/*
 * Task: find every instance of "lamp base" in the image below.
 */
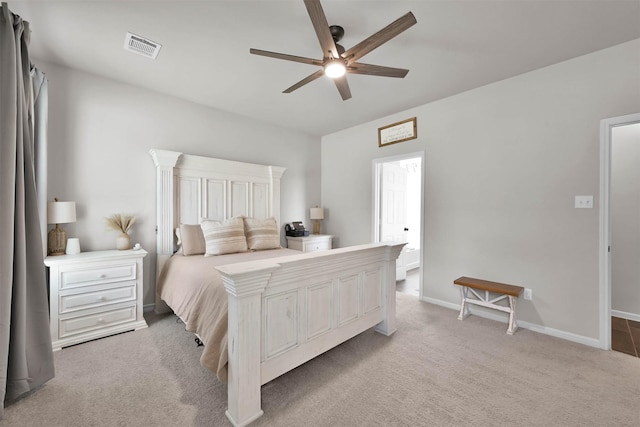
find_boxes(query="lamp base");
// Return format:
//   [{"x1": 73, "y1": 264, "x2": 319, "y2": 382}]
[
  {"x1": 48, "y1": 224, "x2": 67, "y2": 256},
  {"x1": 313, "y1": 220, "x2": 321, "y2": 235}
]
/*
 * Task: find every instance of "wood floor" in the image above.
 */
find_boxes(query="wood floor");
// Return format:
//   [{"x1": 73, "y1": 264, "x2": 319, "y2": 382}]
[{"x1": 611, "y1": 316, "x2": 640, "y2": 358}]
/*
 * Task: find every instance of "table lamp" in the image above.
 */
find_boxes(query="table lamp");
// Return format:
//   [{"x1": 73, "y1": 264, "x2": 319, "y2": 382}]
[
  {"x1": 47, "y1": 198, "x2": 76, "y2": 256},
  {"x1": 310, "y1": 206, "x2": 324, "y2": 235}
]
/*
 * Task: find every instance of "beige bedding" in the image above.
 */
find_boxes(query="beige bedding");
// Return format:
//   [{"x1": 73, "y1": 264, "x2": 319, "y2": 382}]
[{"x1": 156, "y1": 248, "x2": 299, "y2": 381}]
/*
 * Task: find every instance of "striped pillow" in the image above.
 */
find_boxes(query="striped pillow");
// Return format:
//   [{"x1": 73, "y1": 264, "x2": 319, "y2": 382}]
[
  {"x1": 201, "y1": 217, "x2": 247, "y2": 256},
  {"x1": 244, "y1": 217, "x2": 281, "y2": 251}
]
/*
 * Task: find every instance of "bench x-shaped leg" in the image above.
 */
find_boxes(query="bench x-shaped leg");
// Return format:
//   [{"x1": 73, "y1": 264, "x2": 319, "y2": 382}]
[
  {"x1": 507, "y1": 296, "x2": 518, "y2": 335},
  {"x1": 457, "y1": 286, "x2": 519, "y2": 335},
  {"x1": 458, "y1": 287, "x2": 470, "y2": 320}
]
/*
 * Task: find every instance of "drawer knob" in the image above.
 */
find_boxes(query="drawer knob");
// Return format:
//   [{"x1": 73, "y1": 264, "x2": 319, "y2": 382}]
[
  {"x1": 97, "y1": 318, "x2": 104, "y2": 324},
  {"x1": 98, "y1": 296, "x2": 108, "y2": 302},
  {"x1": 99, "y1": 274, "x2": 107, "y2": 279}
]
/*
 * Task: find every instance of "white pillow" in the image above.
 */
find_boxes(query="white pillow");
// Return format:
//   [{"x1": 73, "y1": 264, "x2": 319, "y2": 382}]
[
  {"x1": 201, "y1": 217, "x2": 247, "y2": 256},
  {"x1": 243, "y1": 217, "x2": 280, "y2": 251}
]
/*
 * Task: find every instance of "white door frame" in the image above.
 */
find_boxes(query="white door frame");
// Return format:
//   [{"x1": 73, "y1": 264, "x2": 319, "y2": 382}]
[
  {"x1": 599, "y1": 113, "x2": 640, "y2": 349},
  {"x1": 372, "y1": 151, "x2": 425, "y2": 288}
]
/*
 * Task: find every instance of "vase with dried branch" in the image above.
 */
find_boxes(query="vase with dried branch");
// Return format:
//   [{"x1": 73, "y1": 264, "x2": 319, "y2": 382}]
[{"x1": 106, "y1": 214, "x2": 136, "y2": 250}]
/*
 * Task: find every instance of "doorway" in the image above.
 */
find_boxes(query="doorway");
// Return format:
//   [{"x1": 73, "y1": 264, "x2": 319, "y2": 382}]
[
  {"x1": 372, "y1": 152, "x2": 424, "y2": 295},
  {"x1": 599, "y1": 113, "x2": 640, "y2": 351}
]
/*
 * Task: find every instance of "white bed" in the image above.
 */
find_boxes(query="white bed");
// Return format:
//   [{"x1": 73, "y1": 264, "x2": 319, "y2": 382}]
[{"x1": 149, "y1": 149, "x2": 404, "y2": 426}]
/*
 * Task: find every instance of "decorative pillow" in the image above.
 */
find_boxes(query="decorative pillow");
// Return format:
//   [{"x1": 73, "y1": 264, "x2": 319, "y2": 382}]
[
  {"x1": 174, "y1": 227, "x2": 183, "y2": 254},
  {"x1": 179, "y1": 223, "x2": 206, "y2": 256},
  {"x1": 243, "y1": 217, "x2": 281, "y2": 251},
  {"x1": 201, "y1": 217, "x2": 247, "y2": 256}
]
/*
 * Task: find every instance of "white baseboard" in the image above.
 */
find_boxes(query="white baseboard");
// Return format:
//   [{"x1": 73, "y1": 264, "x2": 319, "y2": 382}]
[
  {"x1": 420, "y1": 296, "x2": 601, "y2": 349},
  {"x1": 143, "y1": 303, "x2": 156, "y2": 313},
  {"x1": 611, "y1": 309, "x2": 640, "y2": 323},
  {"x1": 421, "y1": 296, "x2": 458, "y2": 311},
  {"x1": 406, "y1": 261, "x2": 420, "y2": 271}
]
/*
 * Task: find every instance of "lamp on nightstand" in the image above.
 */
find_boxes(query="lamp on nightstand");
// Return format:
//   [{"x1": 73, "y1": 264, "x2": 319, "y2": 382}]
[
  {"x1": 310, "y1": 206, "x2": 324, "y2": 235},
  {"x1": 47, "y1": 198, "x2": 76, "y2": 256}
]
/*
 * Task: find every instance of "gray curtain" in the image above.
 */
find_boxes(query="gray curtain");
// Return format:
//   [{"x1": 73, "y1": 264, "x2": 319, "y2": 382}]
[{"x1": 0, "y1": 2, "x2": 54, "y2": 418}]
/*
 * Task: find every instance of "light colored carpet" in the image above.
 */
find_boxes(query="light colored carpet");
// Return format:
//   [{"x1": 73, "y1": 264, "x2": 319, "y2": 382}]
[{"x1": 2, "y1": 293, "x2": 639, "y2": 427}]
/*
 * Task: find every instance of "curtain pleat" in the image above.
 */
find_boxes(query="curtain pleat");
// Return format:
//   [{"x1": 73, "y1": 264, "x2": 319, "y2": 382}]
[
  {"x1": 0, "y1": 2, "x2": 54, "y2": 418},
  {"x1": 32, "y1": 67, "x2": 48, "y2": 258}
]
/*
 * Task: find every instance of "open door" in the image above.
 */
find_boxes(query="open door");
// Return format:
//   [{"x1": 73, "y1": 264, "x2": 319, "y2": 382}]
[{"x1": 381, "y1": 162, "x2": 409, "y2": 280}]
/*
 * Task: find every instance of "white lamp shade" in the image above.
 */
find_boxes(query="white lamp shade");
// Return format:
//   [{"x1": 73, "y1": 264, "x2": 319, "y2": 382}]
[
  {"x1": 47, "y1": 201, "x2": 76, "y2": 224},
  {"x1": 310, "y1": 207, "x2": 324, "y2": 220}
]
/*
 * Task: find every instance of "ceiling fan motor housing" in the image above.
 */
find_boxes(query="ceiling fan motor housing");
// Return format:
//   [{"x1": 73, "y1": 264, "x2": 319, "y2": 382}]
[
  {"x1": 330, "y1": 25, "x2": 346, "y2": 56},
  {"x1": 330, "y1": 25, "x2": 344, "y2": 42}
]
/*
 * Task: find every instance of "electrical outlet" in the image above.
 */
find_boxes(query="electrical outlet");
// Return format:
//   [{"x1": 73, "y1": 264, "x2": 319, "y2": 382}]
[
  {"x1": 524, "y1": 288, "x2": 533, "y2": 301},
  {"x1": 575, "y1": 195, "x2": 593, "y2": 209}
]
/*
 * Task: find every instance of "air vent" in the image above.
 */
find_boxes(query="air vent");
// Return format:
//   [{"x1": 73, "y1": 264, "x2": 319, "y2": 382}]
[{"x1": 124, "y1": 32, "x2": 161, "y2": 59}]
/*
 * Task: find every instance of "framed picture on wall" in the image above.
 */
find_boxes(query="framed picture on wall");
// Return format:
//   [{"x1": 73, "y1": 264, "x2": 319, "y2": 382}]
[{"x1": 378, "y1": 117, "x2": 417, "y2": 147}]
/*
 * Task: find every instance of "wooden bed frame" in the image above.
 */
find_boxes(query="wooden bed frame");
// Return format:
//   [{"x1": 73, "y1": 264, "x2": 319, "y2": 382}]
[{"x1": 149, "y1": 149, "x2": 404, "y2": 426}]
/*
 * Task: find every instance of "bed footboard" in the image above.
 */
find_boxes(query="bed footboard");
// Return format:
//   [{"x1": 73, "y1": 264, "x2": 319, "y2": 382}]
[{"x1": 217, "y1": 242, "x2": 405, "y2": 427}]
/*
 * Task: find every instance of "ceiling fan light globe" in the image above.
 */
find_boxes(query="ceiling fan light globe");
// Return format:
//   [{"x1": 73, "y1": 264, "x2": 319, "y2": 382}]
[{"x1": 325, "y1": 61, "x2": 346, "y2": 78}]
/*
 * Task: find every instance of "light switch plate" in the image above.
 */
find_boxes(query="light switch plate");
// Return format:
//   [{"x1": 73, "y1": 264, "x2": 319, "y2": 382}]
[{"x1": 575, "y1": 195, "x2": 593, "y2": 209}]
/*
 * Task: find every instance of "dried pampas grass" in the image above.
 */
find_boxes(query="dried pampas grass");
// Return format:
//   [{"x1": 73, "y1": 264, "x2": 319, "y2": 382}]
[{"x1": 105, "y1": 214, "x2": 136, "y2": 234}]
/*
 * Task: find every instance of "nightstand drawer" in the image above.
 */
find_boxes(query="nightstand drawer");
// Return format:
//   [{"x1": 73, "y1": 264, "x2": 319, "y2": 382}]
[
  {"x1": 60, "y1": 262, "x2": 136, "y2": 290},
  {"x1": 60, "y1": 283, "x2": 136, "y2": 314},
  {"x1": 305, "y1": 241, "x2": 331, "y2": 252},
  {"x1": 286, "y1": 235, "x2": 333, "y2": 253},
  {"x1": 59, "y1": 304, "x2": 137, "y2": 338}
]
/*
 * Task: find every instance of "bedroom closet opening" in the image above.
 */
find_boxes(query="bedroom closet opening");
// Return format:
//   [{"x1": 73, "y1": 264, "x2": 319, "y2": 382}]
[{"x1": 373, "y1": 152, "x2": 424, "y2": 298}]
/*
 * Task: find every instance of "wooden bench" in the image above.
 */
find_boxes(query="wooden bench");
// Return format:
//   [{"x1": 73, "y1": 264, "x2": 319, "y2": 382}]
[{"x1": 453, "y1": 276, "x2": 524, "y2": 335}]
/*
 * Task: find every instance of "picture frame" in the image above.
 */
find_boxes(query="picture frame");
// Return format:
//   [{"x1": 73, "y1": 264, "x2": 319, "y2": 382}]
[{"x1": 378, "y1": 117, "x2": 417, "y2": 147}]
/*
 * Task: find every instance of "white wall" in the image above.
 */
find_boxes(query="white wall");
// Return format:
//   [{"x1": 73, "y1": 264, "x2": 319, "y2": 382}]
[
  {"x1": 611, "y1": 122, "x2": 640, "y2": 316},
  {"x1": 41, "y1": 61, "x2": 321, "y2": 306},
  {"x1": 321, "y1": 39, "x2": 640, "y2": 341}
]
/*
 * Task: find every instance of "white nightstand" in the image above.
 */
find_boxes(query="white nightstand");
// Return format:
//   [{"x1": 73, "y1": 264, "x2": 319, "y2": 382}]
[
  {"x1": 286, "y1": 234, "x2": 333, "y2": 252},
  {"x1": 44, "y1": 249, "x2": 148, "y2": 351}
]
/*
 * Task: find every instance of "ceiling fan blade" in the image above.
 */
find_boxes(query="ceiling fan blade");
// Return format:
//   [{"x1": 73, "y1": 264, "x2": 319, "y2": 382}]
[
  {"x1": 304, "y1": 0, "x2": 339, "y2": 59},
  {"x1": 343, "y1": 12, "x2": 417, "y2": 63},
  {"x1": 333, "y1": 75, "x2": 352, "y2": 101},
  {"x1": 250, "y1": 48, "x2": 324, "y2": 66},
  {"x1": 283, "y1": 69, "x2": 325, "y2": 93},
  {"x1": 347, "y1": 62, "x2": 409, "y2": 78}
]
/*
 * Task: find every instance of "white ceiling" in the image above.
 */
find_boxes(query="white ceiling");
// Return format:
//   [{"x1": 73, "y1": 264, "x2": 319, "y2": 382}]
[{"x1": 9, "y1": 0, "x2": 640, "y2": 136}]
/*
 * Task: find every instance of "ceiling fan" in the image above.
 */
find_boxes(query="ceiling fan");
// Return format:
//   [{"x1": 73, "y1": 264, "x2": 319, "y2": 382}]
[{"x1": 250, "y1": 0, "x2": 417, "y2": 101}]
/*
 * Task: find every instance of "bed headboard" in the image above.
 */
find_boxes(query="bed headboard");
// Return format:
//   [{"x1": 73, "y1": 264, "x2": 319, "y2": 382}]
[{"x1": 149, "y1": 149, "x2": 286, "y2": 257}]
